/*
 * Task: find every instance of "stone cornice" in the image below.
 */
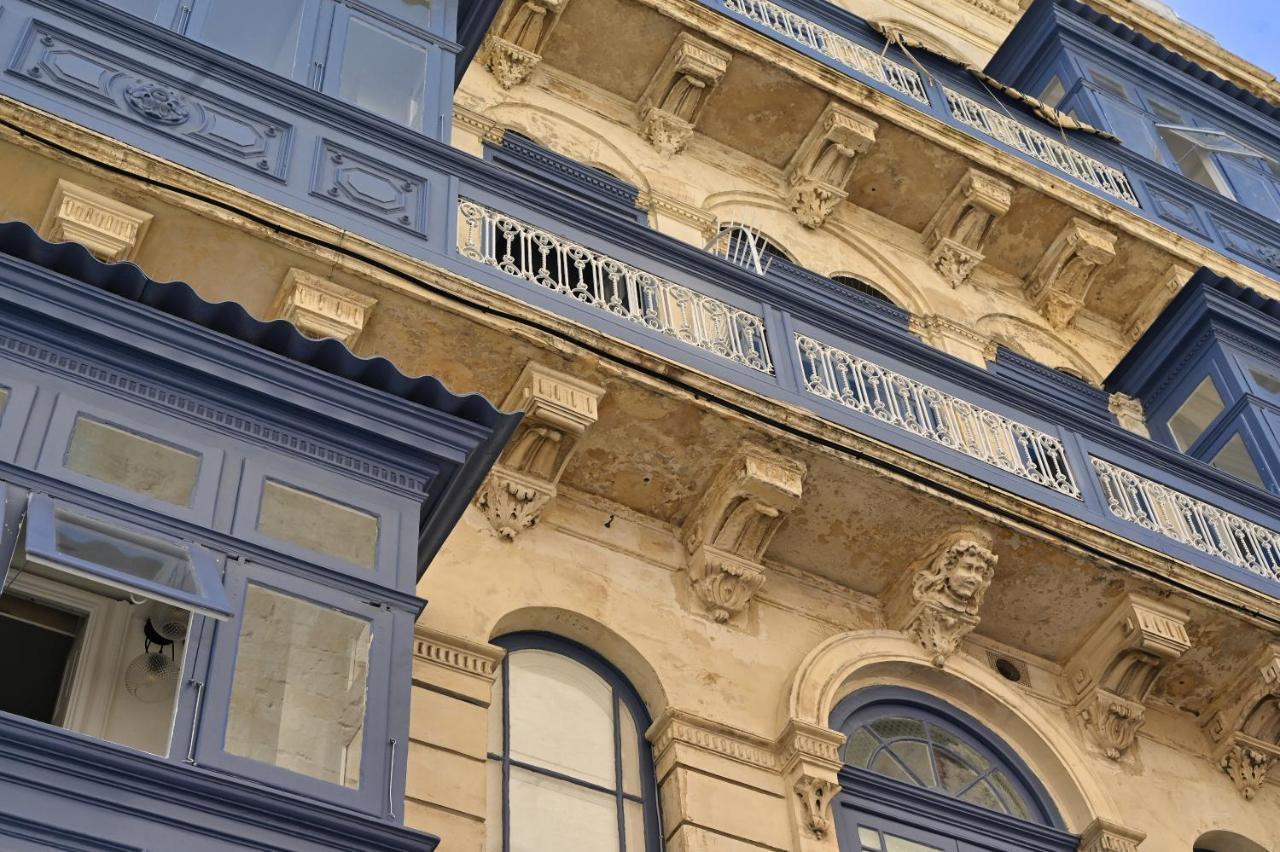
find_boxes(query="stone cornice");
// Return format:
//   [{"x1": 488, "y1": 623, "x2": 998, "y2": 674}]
[
  {"x1": 647, "y1": 709, "x2": 846, "y2": 774},
  {"x1": 412, "y1": 626, "x2": 505, "y2": 681}
]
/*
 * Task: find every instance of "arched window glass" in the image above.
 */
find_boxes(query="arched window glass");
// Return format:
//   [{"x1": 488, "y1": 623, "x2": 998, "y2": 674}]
[
  {"x1": 487, "y1": 633, "x2": 660, "y2": 852},
  {"x1": 830, "y1": 275, "x2": 898, "y2": 307},
  {"x1": 830, "y1": 688, "x2": 1076, "y2": 852},
  {"x1": 709, "y1": 224, "x2": 792, "y2": 275}
]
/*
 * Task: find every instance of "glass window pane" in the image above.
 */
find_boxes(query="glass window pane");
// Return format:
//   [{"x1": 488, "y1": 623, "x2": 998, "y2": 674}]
[
  {"x1": 509, "y1": 766, "x2": 619, "y2": 852},
  {"x1": 884, "y1": 834, "x2": 943, "y2": 852},
  {"x1": 0, "y1": 387, "x2": 8, "y2": 418},
  {"x1": 0, "y1": 594, "x2": 81, "y2": 724},
  {"x1": 1219, "y1": 156, "x2": 1280, "y2": 219},
  {"x1": 508, "y1": 649, "x2": 616, "y2": 787},
  {"x1": 367, "y1": 0, "x2": 432, "y2": 28},
  {"x1": 928, "y1": 724, "x2": 988, "y2": 772},
  {"x1": 989, "y1": 770, "x2": 1031, "y2": 820},
  {"x1": 1039, "y1": 76, "x2": 1066, "y2": 108},
  {"x1": 844, "y1": 726, "x2": 878, "y2": 767},
  {"x1": 619, "y1": 700, "x2": 642, "y2": 796},
  {"x1": 870, "y1": 750, "x2": 916, "y2": 785},
  {"x1": 1251, "y1": 366, "x2": 1280, "y2": 396},
  {"x1": 1099, "y1": 97, "x2": 1161, "y2": 160},
  {"x1": 65, "y1": 416, "x2": 200, "y2": 506},
  {"x1": 859, "y1": 826, "x2": 883, "y2": 850},
  {"x1": 624, "y1": 798, "x2": 646, "y2": 852},
  {"x1": 225, "y1": 584, "x2": 372, "y2": 787},
  {"x1": 1210, "y1": 434, "x2": 1265, "y2": 488},
  {"x1": 934, "y1": 749, "x2": 979, "y2": 794},
  {"x1": 102, "y1": 0, "x2": 163, "y2": 22},
  {"x1": 959, "y1": 778, "x2": 1007, "y2": 813},
  {"x1": 337, "y1": 17, "x2": 428, "y2": 127},
  {"x1": 1157, "y1": 126, "x2": 1227, "y2": 192},
  {"x1": 257, "y1": 480, "x2": 379, "y2": 569},
  {"x1": 1168, "y1": 377, "x2": 1225, "y2": 450},
  {"x1": 890, "y1": 740, "x2": 936, "y2": 787},
  {"x1": 870, "y1": 716, "x2": 925, "y2": 739},
  {"x1": 197, "y1": 0, "x2": 304, "y2": 76}
]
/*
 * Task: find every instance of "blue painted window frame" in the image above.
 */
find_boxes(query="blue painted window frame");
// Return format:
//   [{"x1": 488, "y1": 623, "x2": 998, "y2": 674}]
[
  {"x1": 829, "y1": 687, "x2": 1076, "y2": 852},
  {"x1": 488, "y1": 632, "x2": 663, "y2": 852},
  {"x1": 192, "y1": 558, "x2": 397, "y2": 815}
]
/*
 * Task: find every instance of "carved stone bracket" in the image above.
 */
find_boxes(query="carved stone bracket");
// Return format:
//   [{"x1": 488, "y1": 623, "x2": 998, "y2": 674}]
[
  {"x1": 887, "y1": 528, "x2": 997, "y2": 667},
  {"x1": 1124, "y1": 263, "x2": 1191, "y2": 343},
  {"x1": 482, "y1": 0, "x2": 568, "y2": 88},
  {"x1": 1065, "y1": 593, "x2": 1191, "y2": 760},
  {"x1": 793, "y1": 775, "x2": 839, "y2": 839},
  {"x1": 1025, "y1": 218, "x2": 1117, "y2": 329},
  {"x1": 923, "y1": 169, "x2": 1013, "y2": 287},
  {"x1": 1077, "y1": 817, "x2": 1146, "y2": 852},
  {"x1": 681, "y1": 443, "x2": 805, "y2": 622},
  {"x1": 784, "y1": 102, "x2": 877, "y2": 229},
  {"x1": 637, "y1": 34, "x2": 731, "y2": 157},
  {"x1": 776, "y1": 719, "x2": 845, "y2": 848},
  {"x1": 39, "y1": 179, "x2": 153, "y2": 263},
  {"x1": 1203, "y1": 645, "x2": 1280, "y2": 798},
  {"x1": 475, "y1": 363, "x2": 604, "y2": 539},
  {"x1": 269, "y1": 268, "x2": 378, "y2": 347}
]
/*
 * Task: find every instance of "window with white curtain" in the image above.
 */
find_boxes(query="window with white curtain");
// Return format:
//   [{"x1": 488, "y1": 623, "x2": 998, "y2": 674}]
[{"x1": 487, "y1": 634, "x2": 660, "y2": 852}]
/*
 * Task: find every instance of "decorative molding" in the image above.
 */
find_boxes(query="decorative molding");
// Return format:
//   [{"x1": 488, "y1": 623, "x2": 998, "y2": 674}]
[
  {"x1": 681, "y1": 443, "x2": 806, "y2": 622},
  {"x1": 641, "y1": 192, "x2": 718, "y2": 239},
  {"x1": 1077, "y1": 817, "x2": 1146, "y2": 852},
  {"x1": 1203, "y1": 645, "x2": 1280, "y2": 798},
  {"x1": 453, "y1": 106, "x2": 506, "y2": 145},
  {"x1": 412, "y1": 626, "x2": 504, "y2": 682},
  {"x1": 888, "y1": 527, "x2": 997, "y2": 667},
  {"x1": 475, "y1": 362, "x2": 604, "y2": 538},
  {"x1": 793, "y1": 775, "x2": 839, "y2": 838},
  {"x1": 268, "y1": 268, "x2": 377, "y2": 347},
  {"x1": 923, "y1": 169, "x2": 1013, "y2": 287},
  {"x1": 38, "y1": 179, "x2": 153, "y2": 263},
  {"x1": 1107, "y1": 393, "x2": 1149, "y2": 439},
  {"x1": 1025, "y1": 218, "x2": 1117, "y2": 330},
  {"x1": 311, "y1": 141, "x2": 427, "y2": 234},
  {"x1": 1065, "y1": 593, "x2": 1191, "y2": 759},
  {"x1": 637, "y1": 34, "x2": 731, "y2": 157},
  {"x1": 910, "y1": 314, "x2": 993, "y2": 367},
  {"x1": 1124, "y1": 263, "x2": 1192, "y2": 343},
  {"x1": 647, "y1": 708, "x2": 780, "y2": 771},
  {"x1": 784, "y1": 101, "x2": 877, "y2": 228},
  {"x1": 481, "y1": 0, "x2": 569, "y2": 88}
]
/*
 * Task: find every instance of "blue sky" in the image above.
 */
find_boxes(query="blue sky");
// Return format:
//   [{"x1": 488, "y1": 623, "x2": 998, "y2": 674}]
[{"x1": 1166, "y1": 0, "x2": 1279, "y2": 77}]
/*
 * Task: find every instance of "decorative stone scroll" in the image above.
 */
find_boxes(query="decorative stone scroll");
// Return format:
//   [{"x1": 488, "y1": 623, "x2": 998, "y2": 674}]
[
  {"x1": 1203, "y1": 645, "x2": 1280, "y2": 799},
  {"x1": 784, "y1": 102, "x2": 877, "y2": 229},
  {"x1": 482, "y1": 0, "x2": 569, "y2": 88},
  {"x1": 268, "y1": 268, "x2": 378, "y2": 347},
  {"x1": 39, "y1": 179, "x2": 153, "y2": 263},
  {"x1": 1025, "y1": 218, "x2": 1117, "y2": 330},
  {"x1": 1065, "y1": 594, "x2": 1191, "y2": 760},
  {"x1": 474, "y1": 362, "x2": 604, "y2": 539},
  {"x1": 637, "y1": 34, "x2": 731, "y2": 157},
  {"x1": 887, "y1": 528, "x2": 997, "y2": 667},
  {"x1": 681, "y1": 443, "x2": 806, "y2": 622},
  {"x1": 923, "y1": 168, "x2": 1013, "y2": 287},
  {"x1": 1078, "y1": 817, "x2": 1146, "y2": 852}
]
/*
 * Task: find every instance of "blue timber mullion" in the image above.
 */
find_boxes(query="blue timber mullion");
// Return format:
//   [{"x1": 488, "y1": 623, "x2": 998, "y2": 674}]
[
  {"x1": 613, "y1": 692, "x2": 626, "y2": 851},
  {"x1": 500, "y1": 652, "x2": 511, "y2": 852}
]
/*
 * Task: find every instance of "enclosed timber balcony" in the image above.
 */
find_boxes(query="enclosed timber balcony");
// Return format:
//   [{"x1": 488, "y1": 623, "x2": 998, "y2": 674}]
[{"x1": 5, "y1": 0, "x2": 1280, "y2": 608}]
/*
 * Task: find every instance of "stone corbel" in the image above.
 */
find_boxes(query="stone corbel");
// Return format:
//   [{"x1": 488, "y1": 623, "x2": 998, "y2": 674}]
[
  {"x1": 269, "y1": 268, "x2": 378, "y2": 347},
  {"x1": 784, "y1": 102, "x2": 877, "y2": 229},
  {"x1": 1108, "y1": 393, "x2": 1150, "y2": 438},
  {"x1": 1202, "y1": 645, "x2": 1280, "y2": 799},
  {"x1": 776, "y1": 719, "x2": 845, "y2": 848},
  {"x1": 886, "y1": 527, "x2": 997, "y2": 667},
  {"x1": 1124, "y1": 263, "x2": 1191, "y2": 343},
  {"x1": 681, "y1": 443, "x2": 806, "y2": 622},
  {"x1": 39, "y1": 179, "x2": 153, "y2": 263},
  {"x1": 1065, "y1": 594, "x2": 1190, "y2": 760},
  {"x1": 636, "y1": 34, "x2": 731, "y2": 157},
  {"x1": 1077, "y1": 817, "x2": 1146, "y2": 852},
  {"x1": 923, "y1": 168, "x2": 1013, "y2": 287},
  {"x1": 474, "y1": 363, "x2": 604, "y2": 539},
  {"x1": 1025, "y1": 218, "x2": 1117, "y2": 330},
  {"x1": 481, "y1": 0, "x2": 568, "y2": 88}
]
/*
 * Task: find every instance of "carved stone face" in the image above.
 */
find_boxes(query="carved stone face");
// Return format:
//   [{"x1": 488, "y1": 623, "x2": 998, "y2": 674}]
[{"x1": 946, "y1": 551, "x2": 989, "y2": 601}]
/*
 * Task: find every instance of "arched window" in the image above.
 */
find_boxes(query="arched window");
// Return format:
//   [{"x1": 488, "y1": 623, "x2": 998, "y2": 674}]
[
  {"x1": 830, "y1": 275, "x2": 898, "y2": 307},
  {"x1": 830, "y1": 687, "x2": 1076, "y2": 852},
  {"x1": 708, "y1": 224, "x2": 793, "y2": 275},
  {"x1": 1194, "y1": 830, "x2": 1269, "y2": 852},
  {"x1": 487, "y1": 633, "x2": 661, "y2": 852}
]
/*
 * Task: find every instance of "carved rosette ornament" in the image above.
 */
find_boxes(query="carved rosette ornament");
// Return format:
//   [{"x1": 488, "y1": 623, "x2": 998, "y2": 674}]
[
  {"x1": 890, "y1": 528, "x2": 997, "y2": 667},
  {"x1": 473, "y1": 363, "x2": 604, "y2": 539},
  {"x1": 793, "y1": 775, "x2": 839, "y2": 838},
  {"x1": 785, "y1": 102, "x2": 877, "y2": 229},
  {"x1": 481, "y1": 0, "x2": 567, "y2": 88},
  {"x1": 923, "y1": 169, "x2": 1013, "y2": 287},
  {"x1": 123, "y1": 81, "x2": 191, "y2": 125},
  {"x1": 681, "y1": 443, "x2": 806, "y2": 622},
  {"x1": 636, "y1": 34, "x2": 730, "y2": 158},
  {"x1": 1202, "y1": 646, "x2": 1280, "y2": 798}
]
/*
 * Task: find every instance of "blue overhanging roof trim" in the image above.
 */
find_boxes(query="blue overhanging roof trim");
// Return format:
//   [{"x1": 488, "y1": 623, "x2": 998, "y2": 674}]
[{"x1": 0, "y1": 221, "x2": 521, "y2": 574}]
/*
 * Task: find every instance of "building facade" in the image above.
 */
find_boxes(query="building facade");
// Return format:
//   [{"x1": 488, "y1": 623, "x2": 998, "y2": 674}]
[{"x1": 0, "y1": 0, "x2": 1278, "y2": 850}]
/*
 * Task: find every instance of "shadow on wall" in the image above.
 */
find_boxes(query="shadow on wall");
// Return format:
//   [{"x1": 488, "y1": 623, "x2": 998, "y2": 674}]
[{"x1": 1194, "y1": 830, "x2": 1271, "y2": 852}]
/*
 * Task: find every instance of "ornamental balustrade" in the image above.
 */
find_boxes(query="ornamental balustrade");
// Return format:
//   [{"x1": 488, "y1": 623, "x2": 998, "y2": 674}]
[
  {"x1": 722, "y1": 0, "x2": 930, "y2": 104},
  {"x1": 457, "y1": 199, "x2": 774, "y2": 374},
  {"x1": 1092, "y1": 457, "x2": 1280, "y2": 582},
  {"x1": 796, "y1": 333, "x2": 1082, "y2": 498},
  {"x1": 943, "y1": 89, "x2": 1140, "y2": 206}
]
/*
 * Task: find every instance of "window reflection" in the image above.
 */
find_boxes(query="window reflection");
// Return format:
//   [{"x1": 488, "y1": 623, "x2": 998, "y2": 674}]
[
  {"x1": 338, "y1": 17, "x2": 428, "y2": 127},
  {"x1": 1210, "y1": 434, "x2": 1265, "y2": 488},
  {"x1": 1167, "y1": 376, "x2": 1225, "y2": 450},
  {"x1": 196, "y1": 0, "x2": 305, "y2": 77}
]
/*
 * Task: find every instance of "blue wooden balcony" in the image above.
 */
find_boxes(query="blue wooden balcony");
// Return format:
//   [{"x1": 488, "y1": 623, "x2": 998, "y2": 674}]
[{"x1": 3, "y1": 0, "x2": 1280, "y2": 605}]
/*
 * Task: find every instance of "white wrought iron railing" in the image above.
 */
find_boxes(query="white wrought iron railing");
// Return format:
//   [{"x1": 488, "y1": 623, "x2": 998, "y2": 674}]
[
  {"x1": 797, "y1": 334, "x2": 1081, "y2": 498},
  {"x1": 457, "y1": 199, "x2": 774, "y2": 374},
  {"x1": 944, "y1": 88, "x2": 1140, "y2": 207},
  {"x1": 1092, "y1": 458, "x2": 1280, "y2": 581},
  {"x1": 723, "y1": 0, "x2": 930, "y2": 104}
]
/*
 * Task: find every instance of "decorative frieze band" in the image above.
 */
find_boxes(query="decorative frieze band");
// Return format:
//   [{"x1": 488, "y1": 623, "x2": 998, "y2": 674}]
[
  {"x1": 39, "y1": 180, "x2": 152, "y2": 263},
  {"x1": 412, "y1": 627, "x2": 504, "y2": 681}
]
